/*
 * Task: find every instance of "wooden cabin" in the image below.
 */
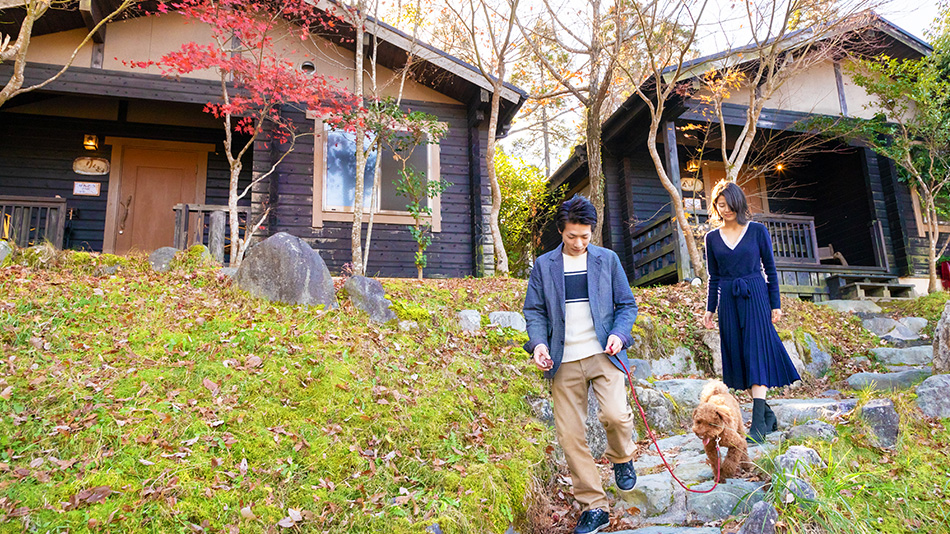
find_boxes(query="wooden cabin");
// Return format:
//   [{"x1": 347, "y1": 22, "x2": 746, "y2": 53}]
[
  {"x1": 0, "y1": 0, "x2": 524, "y2": 277},
  {"x1": 546, "y1": 14, "x2": 941, "y2": 300}
]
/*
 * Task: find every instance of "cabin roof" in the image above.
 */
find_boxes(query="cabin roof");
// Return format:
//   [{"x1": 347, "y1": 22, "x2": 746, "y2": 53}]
[
  {"x1": 0, "y1": 0, "x2": 526, "y2": 131},
  {"x1": 548, "y1": 11, "x2": 932, "y2": 186}
]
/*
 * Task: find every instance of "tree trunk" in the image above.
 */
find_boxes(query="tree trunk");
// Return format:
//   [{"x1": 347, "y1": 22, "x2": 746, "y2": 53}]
[
  {"x1": 586, "y1": 101, "x2": 605, "y2": 246},
  {"x1": 228, "y1": 162, "x2": 243, "y2": 268},
  {"x1": 486, "y1": 74, "x2": 509, "y2": 275},
  {"x1": 542, "y1": 106, "x2": 551, "y2": 178},
  {"x1": 928, "y1": 207, "x2": 939, "y2": 294},
  {"x1": 645, "y1": 116, "x2": 706, "y2": 281},
  {"x1": 0, "y1": 2, "x2": 46, "y2": 107},
  {"x1": 350, "y1": 13, "x2": 366, "y2": 276}
]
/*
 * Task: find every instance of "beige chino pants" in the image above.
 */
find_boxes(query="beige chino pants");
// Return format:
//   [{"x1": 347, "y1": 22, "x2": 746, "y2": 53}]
[{"x1": 552, "y1": 353, "x2": 637, "y2": 512}]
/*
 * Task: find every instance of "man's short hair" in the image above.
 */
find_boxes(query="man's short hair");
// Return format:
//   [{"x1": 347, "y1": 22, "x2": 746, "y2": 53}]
[{"x1": 556, "y1": 194, "x2": 597, "y2": 232}]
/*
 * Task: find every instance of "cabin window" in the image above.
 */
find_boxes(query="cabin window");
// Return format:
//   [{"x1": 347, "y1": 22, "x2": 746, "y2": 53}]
[{"x1": 311, "y1": 118, "x2": 442, "y2": 230}]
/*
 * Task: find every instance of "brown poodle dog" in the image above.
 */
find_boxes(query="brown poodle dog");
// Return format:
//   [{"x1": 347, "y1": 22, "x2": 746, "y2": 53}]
[{"x1": 691, "y1": 380, "x2": 749, "y2": 479}]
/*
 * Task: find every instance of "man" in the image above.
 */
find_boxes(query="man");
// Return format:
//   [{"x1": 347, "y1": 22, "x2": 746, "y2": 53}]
[{"x1": 523, "y1": 195, "x2": 639, "y2": 534}]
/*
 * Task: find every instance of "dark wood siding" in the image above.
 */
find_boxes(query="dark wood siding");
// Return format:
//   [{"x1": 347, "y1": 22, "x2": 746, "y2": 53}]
[
  {"x1": 623, "y1": 148, "x2": 673, "y2": 230},
  {"x1": 0, "y1": 110, "x2": 249, "y2": 252},
  {"x1": 256, "y1": 102, "x2": 477, "y2": 278},
  {"x1": 888, "y1": 160, "x2": 950, "y2": 277}
]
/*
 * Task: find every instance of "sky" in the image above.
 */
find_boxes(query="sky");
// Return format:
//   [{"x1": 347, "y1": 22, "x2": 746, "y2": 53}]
[
  {"x1": 497, "y1": 0, "x2": 944, "y2": 171},
  {"x1": 879, "y1": 1, "x2": 940, "y2": 43}
]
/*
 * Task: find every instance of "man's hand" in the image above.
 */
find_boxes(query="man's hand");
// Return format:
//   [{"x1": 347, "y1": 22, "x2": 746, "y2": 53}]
[
  {"x1": 605, "y1": 334, "x2": 623, "y2": 356},
  {"x1": 772, "y1": 309, "x2": 783, "y2": 324},
  {"x1": 533, "y1": 344, "x2": 553, "y2": 371},
  {"x1": 702, "y1": 311, "x2": 715, "y2": 329}
]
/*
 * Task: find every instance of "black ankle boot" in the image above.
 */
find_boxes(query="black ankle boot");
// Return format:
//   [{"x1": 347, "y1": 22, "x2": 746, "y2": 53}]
[
  {"x1": 747, "y1": 398, "x2": 767, "y2": 444},
  {"x1": 763, "y1": 401, "x2": 777, "y2": 432}
]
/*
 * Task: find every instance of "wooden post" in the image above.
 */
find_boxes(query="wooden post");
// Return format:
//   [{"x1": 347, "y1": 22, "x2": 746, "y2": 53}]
[
  {"x1": 209, "y1": 211, "x2": 226, "y2": 264},
  {"x1": 663, "y1": 121, "x2": 692, "y2": 281}
]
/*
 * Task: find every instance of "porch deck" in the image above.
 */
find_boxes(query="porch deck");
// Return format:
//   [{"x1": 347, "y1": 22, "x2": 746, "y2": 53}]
[{"x1": 630, "y1": 212, "x2": 903, "y2": 301}]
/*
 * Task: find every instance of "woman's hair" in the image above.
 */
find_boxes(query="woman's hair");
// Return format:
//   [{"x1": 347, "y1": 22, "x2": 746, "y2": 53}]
[
  {"x1": 708, "y1": 180, "x2": 751, "y2": 227},
  {"x1": 556, "y1": 194, "x2": 597, "y2": 232}
]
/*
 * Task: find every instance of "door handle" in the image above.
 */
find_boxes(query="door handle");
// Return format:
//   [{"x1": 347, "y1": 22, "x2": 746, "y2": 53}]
[{"x1": 119, "y1": 195, "x2": 132, "y2": 234}]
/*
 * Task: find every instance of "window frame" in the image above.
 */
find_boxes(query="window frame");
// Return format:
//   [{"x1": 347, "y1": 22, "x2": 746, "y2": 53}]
[
  {"x1": 910, "y1": 186, "x2": 950, "y2": 237},
  {"x1": 310, "y1": 116, "x2": 441, "y2": 232}
]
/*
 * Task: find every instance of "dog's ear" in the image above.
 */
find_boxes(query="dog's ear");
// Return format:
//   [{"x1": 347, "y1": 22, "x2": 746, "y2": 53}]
[{"x1": 713, "y1": 404, "x2": 733, "y2": 426}]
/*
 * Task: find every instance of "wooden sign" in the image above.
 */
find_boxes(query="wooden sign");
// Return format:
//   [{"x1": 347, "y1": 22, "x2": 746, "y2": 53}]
[
  {"x1": 73, "y1": 181, "x2": 102, "y2": 196},
  {"x1": 73, "y1": 156, "x2": 110, "y2": 176}
]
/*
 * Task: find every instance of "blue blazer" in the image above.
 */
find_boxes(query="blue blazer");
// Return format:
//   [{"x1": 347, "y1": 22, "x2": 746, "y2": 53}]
[{"x1": 523, "y1": 243, "x2": 638, "y2": 379}]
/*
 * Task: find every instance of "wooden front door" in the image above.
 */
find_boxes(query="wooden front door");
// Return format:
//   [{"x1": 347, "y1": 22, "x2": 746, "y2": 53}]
[
  {"x1": 702, "y1": 162, "x2": 769, "y2": 214},
  {"x1": 112, "y1": 148, "x2": 206, "y2": 255}
]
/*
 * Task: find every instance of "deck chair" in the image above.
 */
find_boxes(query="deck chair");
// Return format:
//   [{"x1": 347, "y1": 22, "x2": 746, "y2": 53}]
[{"x1": 818, "y1": 244, "x2": 848, "y2": 266}]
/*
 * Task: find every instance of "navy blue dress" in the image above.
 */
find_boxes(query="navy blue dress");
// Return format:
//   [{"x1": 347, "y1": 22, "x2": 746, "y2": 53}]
[{"x1": 705, "y1": 222, "x2": 801, "y2": 390}]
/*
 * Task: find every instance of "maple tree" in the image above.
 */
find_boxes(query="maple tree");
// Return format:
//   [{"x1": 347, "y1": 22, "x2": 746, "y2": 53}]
[
  {"x1": 131, "y1": 0, "x2": 356, "y2": 268},
  {"x1": 0, "y1": 0, "x2": 138, "y2": 108}
]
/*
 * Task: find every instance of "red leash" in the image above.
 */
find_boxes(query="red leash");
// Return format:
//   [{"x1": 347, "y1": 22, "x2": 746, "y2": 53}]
[{"x1": 617, "y1": 358, "x2": 721, "y2": 494}]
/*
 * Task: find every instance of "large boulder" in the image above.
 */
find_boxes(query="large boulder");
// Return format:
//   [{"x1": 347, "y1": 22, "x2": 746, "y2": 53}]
[
  {"x1": 148, "y1": 246, "x2": 179, "y2": 273},
  {"x1": 915, "y1": 374, "x2": 950, "y2": 419},
  {"x1": 932, "y1": 301, "x2": 950, "y2": 373},
  {"x1": 234, "y1": 232, "x2": 337, "y2": 308},
  {"x1": 344, "y1": 275, "x2": 396, "y2": 323},
  {"x1": 858, "y1": 398, "x2": 900, "y2": 449}
]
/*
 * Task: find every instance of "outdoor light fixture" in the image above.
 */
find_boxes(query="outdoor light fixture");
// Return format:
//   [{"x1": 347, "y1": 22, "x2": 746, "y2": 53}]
[
  {"x1": 83, "y1": 134, "x2": 98, "y2": 151},
  {"x1": 686, "y1": 158, "x2": 701, "y2": 172},
  {"x1": 775, "y1": 163, "x2": 785, "y2": 171}
]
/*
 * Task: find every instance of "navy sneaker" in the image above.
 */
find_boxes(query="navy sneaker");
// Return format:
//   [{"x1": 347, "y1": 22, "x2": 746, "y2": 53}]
[
  {"x1": 573, "y1": 509, "x2": 609, "y2": 534},
  {"x1": 613, "y1": 460, "x2": 637, "y2": 491}
]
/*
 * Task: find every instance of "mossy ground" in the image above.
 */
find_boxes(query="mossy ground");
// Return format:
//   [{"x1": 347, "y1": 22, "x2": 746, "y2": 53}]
[
  {"x1": 1, "y1": 248, "x2": 947, "y2": 534},
  {"x1": 0, "y1": 254, "x2": 546, "y2": 533}
]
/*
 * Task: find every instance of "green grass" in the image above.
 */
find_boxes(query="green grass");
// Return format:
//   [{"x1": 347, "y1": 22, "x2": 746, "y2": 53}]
[
  {"x1": 0, "y1": 253, "x2": 548, "y2": 533},
  {"x1": 760, "y1": 392, "x2": 950, "y2": 534}
]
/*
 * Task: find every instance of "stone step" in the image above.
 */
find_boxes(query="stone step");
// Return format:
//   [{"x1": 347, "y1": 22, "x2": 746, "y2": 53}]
[
  {"x1": 871, "y1": 346, "x2": 932, "y2": 365},
  {"x1": 741, "y1": 398, "x2": 857, "y2": 429},
  {"x1": 847, "y1": 368, "x2": 932, "y2": 391},
  {"x1": 612, "y1": 527, "x2": 722, "y2": 534},
  {"x1": 840, "y1": 281, "x2": 916, "y2": 301}
]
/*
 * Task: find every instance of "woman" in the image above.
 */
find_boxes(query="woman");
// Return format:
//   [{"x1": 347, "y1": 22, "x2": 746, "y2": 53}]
[{"x1": 701, "y1": 180, "x2": 800, "y2": 443}]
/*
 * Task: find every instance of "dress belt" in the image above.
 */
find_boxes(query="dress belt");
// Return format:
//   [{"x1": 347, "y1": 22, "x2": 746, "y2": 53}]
[{"x1": 721, "y1": 272, "x2": 762, "y2": 329}]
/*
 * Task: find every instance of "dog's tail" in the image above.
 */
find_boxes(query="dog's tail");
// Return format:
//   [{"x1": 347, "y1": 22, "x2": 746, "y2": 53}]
[{"x1": 699, "y1": 379, "x2": 729, "y2": 404}]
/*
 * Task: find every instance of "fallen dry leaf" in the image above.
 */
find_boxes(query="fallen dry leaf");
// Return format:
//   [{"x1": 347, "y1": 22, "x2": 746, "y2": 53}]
[
  {"x1": 277, "y1": 516, "x2": 296, "y2": 528},
  {"x1": 240, "y1": 506, "x2": 256, "y2": 520},
  {"x1": 0, "y1": 386, "x2": 12, "y2": 400},
  {"x1": 203, "y1": 378, "x2": 220, "y2": 396}
]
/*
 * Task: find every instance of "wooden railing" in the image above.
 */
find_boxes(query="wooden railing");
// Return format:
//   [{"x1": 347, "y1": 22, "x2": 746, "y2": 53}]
[
  {"x1": 173, "y1": 204, "x2": 251, "y2": 263},
  {"x1": 631, "y1": 214, "x2": 679, "y2": 286},
  {"x1": 757, "y1": 214, "x2": 819, "y2": 264},
  {"x1": 0, "y1": 196, "x2": 67, "y2": 249}
]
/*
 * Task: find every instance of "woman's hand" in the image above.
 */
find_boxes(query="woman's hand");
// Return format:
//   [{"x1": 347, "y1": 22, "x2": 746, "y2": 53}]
[
  {"x1": 702, "y1": 311, "x2": 715, "y2": 329},
  {"x1": 772, "y1": 309, "x2": 783, "y2": 323}
]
